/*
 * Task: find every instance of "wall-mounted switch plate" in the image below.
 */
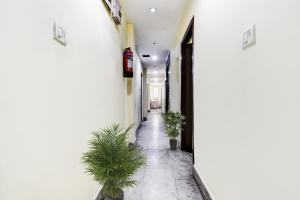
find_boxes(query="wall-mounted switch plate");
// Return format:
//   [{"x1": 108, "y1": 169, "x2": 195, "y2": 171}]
[
  {"x1": 53, "y1": 22, "x2": 67, "y2": 46},
  {"x1": 242, "y1": 24, "x2": 256, "y2": 49}
]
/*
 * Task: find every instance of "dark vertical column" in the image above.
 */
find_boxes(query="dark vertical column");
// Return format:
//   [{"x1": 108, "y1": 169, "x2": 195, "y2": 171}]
[
  {"x1": 181, "y1": 18, "x2": 194, "y2": 155},
  {"x1": 181, "y1": 44, "x2": 194, "y2": 153},
  {"x1": 165, "y1": 53, "x2": 171, "y2": 113}
]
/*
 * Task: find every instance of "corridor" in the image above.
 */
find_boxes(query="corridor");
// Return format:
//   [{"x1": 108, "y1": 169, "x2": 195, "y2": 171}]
[
  {"x1": 125, "y1": 111, "x2": 203, "y2": 200},
  {"x1": 1, "y1": 0, "x2": 300, "y2": 199}
]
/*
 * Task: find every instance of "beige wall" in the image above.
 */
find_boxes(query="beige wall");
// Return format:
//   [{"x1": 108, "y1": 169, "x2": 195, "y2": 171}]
[
  {"x1": 0, "y1": 1, "x2": 140, "y2": 199},
  {"x1": 124, "y1": 23, "x2": 143, "y2": 142},
  {"x1": 171, "y1": 0, "x2": 300, "y2": 199}
]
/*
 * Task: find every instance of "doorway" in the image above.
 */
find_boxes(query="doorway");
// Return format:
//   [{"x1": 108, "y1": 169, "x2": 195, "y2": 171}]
[
  {"x1": 181, "y1": 18, "x2": 194, "y2": 154},
  {"x1": 150, "y1": 84, "x2": 163, "y2": 110}
]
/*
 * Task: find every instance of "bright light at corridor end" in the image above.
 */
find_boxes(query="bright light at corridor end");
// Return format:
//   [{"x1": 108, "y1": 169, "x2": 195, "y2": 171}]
[
  {"x1": 152, "y1": 55, "x2": 158, "y2": 61},
  {"x1": 150, "y1": 8, "x2": 157, "y2": 13}
]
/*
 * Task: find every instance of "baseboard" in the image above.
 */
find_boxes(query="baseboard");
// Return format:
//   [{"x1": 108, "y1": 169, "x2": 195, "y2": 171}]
[
  {"x1": 193, "y1": 167, "x2": 213, "y2": 200},
  {"x1": 132, "y1": 122, "x2": 143, "y2": 146}
]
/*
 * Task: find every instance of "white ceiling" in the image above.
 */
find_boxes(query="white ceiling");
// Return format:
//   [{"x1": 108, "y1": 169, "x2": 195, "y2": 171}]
[
  {"x1": 123, "y1": 0, "x2": 187, "y2": 68},
  {"x1": 147, "y1": 67, "x2": 166, "y2": 84}
]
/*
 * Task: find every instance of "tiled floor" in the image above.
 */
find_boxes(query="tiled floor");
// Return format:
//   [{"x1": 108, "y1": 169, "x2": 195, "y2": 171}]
[{"x1": 124, "y1": 110, "x2": 203, "y2": 200}]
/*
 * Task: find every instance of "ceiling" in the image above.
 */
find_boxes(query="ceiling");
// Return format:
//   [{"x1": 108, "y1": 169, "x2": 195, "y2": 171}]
[
  {"x1": 147, "y1": 67, "x2": 166, "y2": 83},
  {"x1": 122, "y1": 0, "x2": 187, "y2": 68}
]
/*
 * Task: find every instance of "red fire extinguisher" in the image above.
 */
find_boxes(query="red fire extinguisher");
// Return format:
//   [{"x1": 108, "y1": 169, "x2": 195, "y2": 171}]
[{"x1": 123, "y1": 47, "x2": 133, "y2": 78}]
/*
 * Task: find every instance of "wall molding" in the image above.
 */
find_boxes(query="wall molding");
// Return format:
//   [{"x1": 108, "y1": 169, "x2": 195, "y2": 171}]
[{"x1": 193, "y1": 167, "x2": 213, "y2": 200}]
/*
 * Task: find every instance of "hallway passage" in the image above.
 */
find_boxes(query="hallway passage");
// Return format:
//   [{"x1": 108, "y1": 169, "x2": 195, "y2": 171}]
[{"x1": 125, "y1": 111, "x2": 203, "y2": 200}]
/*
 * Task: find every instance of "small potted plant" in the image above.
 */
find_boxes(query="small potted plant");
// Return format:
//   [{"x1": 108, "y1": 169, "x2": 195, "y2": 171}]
[
  {"x1": 82, "y1": 124, "x2": 146, "y2": 200},
  {"x1": 161, "y1": 111, "x2": 185, "y2": 150}
]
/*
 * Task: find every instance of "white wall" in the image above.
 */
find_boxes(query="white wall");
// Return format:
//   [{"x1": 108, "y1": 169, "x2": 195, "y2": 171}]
[
  {"x1": 169, "y1": 49, "x2": 181, "y2": 112},
  {"x1": 124, "y1": 23, "x2": 143, "y2": 142},
  {"x1": 190, "y1": 0, "x2": 300, "y2": 199},
  {"x1": 169, "y1": 49, "x2": 182, "y2": 146},
  {"x1": 133, "y1": 54, "x2": 143, "y2": 126},
  {"x1": 0, "y1": 0, "x2": 128, "y2": 199},
  {"x1": 142, "y1": 68, "x2": 148, "y2": 119}
]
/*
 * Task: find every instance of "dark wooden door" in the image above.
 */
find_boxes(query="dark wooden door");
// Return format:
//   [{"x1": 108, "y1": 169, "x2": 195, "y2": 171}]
[
  {"x1": 181, "y1": 43, "x2": 194, "y2": 153},
  {"x1": 165, "y1": 54, "x2": 170, "y2": 113}
]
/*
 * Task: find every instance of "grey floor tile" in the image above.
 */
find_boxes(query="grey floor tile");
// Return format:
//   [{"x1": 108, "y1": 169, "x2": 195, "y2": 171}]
[
  {"x1": 125, "y1": 110, "x2": 203, "y2": 200},
  {"x1": 172, "y1": 161, "x2": 194, "y2": 180},
  {"x1": 175, "y1": 179, "x2": 203, "y2": 200},
  {"x1": 141, "y1": 167, "x2": 178, "y2": 200}
]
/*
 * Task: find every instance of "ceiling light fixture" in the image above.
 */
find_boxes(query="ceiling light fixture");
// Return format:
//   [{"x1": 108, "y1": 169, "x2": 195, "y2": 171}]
[
  {"x1": 150, "y1": 8, "x2": 157, "y2": 13},
  {"x1": 152, "y1": 55, "x2": 158, "y2": 61}
]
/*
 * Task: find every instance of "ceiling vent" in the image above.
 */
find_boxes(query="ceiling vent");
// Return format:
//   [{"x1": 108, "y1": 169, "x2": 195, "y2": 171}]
[{"x1": 142, "y1": 55, "x2": 150, "y2": 58}]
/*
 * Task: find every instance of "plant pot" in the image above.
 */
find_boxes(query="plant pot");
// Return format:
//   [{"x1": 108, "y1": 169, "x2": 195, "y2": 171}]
[
  {"x1": 96, "y1": 189, "x2": 124, "y2": 200},
  {"x1": 170, "y1": 139, "x2": 177, "y2": 150},
  {"x1": 104, "y1": 190, "x2": 124, "y2": 200}
]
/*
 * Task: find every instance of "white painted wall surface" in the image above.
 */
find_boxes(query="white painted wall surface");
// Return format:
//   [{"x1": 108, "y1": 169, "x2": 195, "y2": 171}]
[
  {"x1": 190, "y1": 0, "x2": 300, "y2": 199},
  {"x1": 0, "y1": 1, "x2": 127, "y2": 199},
  {"x1": 124, "y1": 23, "x2": 143, "y2": 142},
  {"x1": 169, "y1": 53, "x2": 181, "y2": 112},
  {"x1": 142, "y1": 68, "x2": 148, "y2": 119},
  {"x1": 133, "y1": 55, "x2": 143, "y2": 126}
]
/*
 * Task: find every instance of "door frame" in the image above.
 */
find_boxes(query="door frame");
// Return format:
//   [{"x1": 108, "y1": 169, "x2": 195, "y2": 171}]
[
  {"x1": 165, "y1": 53, "x2": 171, "y2": 113},
  {"x1": 180, "y1": 17, "x2": 194, "y2": 161}
]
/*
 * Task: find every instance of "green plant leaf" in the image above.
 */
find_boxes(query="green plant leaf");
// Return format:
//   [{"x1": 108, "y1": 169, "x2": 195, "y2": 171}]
[
  {"x1": 161, "y1": 111, "x2": 185, "y2": 139},
  {"x1": 82, "y1": 124, "x2": 146, "y2": 197}
]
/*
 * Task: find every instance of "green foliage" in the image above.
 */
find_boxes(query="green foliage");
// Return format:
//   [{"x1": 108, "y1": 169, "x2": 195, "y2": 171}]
[
  {"x1": 161, "y1": 111, "x2": 185, "y2": 139},
  {"x1": 82, "y1": 124, "x2": 146, "y2": 198}
]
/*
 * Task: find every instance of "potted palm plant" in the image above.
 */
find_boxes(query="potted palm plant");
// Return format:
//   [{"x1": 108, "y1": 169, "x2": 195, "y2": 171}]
[
  {"x1": 161, "y1": 111, "x2": 185, "y2": 150},
  {"x1": 82, "y1": 124, "x2": 146, "y2": 200}
]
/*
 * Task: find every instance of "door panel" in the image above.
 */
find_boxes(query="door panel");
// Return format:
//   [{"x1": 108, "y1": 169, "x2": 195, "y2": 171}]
[{"x1": 181, "y1": 43, "x2": 194, "y2": 153}]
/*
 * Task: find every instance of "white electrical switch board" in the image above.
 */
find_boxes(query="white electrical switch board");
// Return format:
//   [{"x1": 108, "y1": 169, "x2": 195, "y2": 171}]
[
  {"x1": 53, "y1": 22, "x2": 67, "y2": 46},
  {"x1": 243, "y1": 24, "x2": 256, "y2": 49}
]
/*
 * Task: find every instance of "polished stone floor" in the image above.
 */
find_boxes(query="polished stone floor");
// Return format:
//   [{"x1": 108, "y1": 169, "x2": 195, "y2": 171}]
[{"x1": 124, "y1": 110, "x2": 203, "y2": 200}]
